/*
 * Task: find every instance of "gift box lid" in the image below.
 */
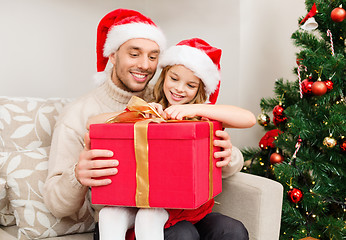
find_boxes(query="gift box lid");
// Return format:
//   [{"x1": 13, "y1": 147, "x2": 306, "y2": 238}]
[{"x1": 90, "y1": 121, "x2": 222, "y2": 140}]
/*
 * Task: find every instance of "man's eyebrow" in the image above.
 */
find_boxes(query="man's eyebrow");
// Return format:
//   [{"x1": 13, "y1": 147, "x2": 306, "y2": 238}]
[{"x1": 127, "y1": 46, "x2": 160, "y2": 54}]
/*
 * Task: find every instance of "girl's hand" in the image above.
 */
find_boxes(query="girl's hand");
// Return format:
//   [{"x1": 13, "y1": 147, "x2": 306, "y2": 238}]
[
  {"x1": 164, "y1": 104, "x2": 201, "y2": 120},
  {"x1": 148, "y1": 102, "x2": 165, "y2": 118}
]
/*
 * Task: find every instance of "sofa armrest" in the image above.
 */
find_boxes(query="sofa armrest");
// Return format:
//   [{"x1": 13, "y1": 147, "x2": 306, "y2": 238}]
[{"x1": 213, "y1": 172, "x2": 283, "y2": 240}]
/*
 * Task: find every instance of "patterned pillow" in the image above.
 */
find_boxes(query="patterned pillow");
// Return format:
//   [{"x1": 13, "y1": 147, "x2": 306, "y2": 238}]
[
  {"x1": 0, "y1": 178, "x2": 15, "y2": 226},
  {"x1": 0, "y1": 97, "x2": 71, "y2": 227},
  {"x1": 0, "y1": 96, "x2": 71, "y2": 152},
  {"x1": 1, "y1": 148, "x2": 95, "y2": 239}
]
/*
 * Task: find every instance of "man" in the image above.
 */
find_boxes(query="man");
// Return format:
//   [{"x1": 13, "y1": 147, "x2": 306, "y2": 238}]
[{"x1": 43, "y1": 9, "x2": 248, "y2": 240}]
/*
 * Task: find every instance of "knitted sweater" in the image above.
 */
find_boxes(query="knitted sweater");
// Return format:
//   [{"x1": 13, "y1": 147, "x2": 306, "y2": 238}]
[{"x1": 43, "y1": 72, "x2": 154, "y2": 218}]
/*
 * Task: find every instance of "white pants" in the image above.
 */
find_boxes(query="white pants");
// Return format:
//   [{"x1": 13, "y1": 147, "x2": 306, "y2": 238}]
[{"x1": 99, "y1": 206, "x2": 169, "y2": 240}]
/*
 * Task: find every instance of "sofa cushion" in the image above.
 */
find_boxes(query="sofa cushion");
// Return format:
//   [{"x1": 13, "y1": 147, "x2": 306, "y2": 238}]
[
  {"x1": 0, "y1": 97, "x2": 71, "y2": 227},
  {"x1": 0, "y1": 97, "x2": 71, "y2": 152},
  {"x1": 0, "y1": 148, "x2": 94, "y2": 239},
  {"x1": 0, "y1": 178, "x2": 15, "y2": 226}
]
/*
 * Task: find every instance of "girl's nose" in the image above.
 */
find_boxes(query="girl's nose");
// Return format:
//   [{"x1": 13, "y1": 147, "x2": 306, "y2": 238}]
[{"x1": 175, "y1": 83, "x2": 185, "y2": 92}]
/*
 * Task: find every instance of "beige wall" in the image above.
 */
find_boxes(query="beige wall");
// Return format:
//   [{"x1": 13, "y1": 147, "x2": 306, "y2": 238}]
[{"x1": 0, "y1": 0, "x2": 306, "y2": 148}]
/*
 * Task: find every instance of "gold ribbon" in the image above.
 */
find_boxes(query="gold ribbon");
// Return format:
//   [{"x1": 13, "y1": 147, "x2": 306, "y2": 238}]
[
  {"x1": 134, "y1": 119, "x2": 152, "y2": 207},
  {"x1": 207, "y1": 121, "x2": 214, "y2": 200},
  {"x1": 106, "y1": 96, "x2": 215, "y2": 207}
]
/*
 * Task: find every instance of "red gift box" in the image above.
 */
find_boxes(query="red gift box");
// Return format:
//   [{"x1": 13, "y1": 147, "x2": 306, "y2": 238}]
[{"x1": 90, "y1": 120, "x2": 222, "y2": 209}]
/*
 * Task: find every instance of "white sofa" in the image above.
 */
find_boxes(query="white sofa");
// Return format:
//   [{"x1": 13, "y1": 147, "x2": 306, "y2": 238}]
[{"x1": 0, "y1": 96, "x2": 283, "y2": 240}]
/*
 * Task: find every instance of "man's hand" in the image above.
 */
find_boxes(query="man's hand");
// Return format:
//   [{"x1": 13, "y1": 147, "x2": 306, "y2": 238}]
[
  {"x1": 213, "y1": 130, "x2": 232, "y2": 168},
  {"x1": 75, "y1": 133, "x2": 119, "y2": 187}
]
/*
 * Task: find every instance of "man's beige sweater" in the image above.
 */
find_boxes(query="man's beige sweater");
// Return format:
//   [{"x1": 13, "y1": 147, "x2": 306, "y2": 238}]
[{"x1": 43, "y1": 71, "x2": 243, "y2": 219}]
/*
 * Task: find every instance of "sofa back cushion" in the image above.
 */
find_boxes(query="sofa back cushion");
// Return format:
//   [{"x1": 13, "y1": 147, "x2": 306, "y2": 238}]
[
  {"x1": 0, "y1": 97, "x2": 71, "y2": 152},
  {"x1": 1, "y1": 97, "x2": 71, "y2": 227},
  {"x1": 0, "y1": 97, "x2": 94, "y2": 238},
  {"x1": 1, "y1": 148, "x2": 94, "y2": 239}
]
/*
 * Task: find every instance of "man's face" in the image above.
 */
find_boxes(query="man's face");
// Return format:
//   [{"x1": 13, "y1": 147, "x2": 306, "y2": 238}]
[{"x1": 109, "y1": 38, "x2": 160, "y2": 92}]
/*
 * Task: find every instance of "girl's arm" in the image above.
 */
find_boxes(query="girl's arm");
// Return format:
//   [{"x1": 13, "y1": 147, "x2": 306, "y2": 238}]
[{"x1": 164, "y1": 104, "x2": 256, "y2": 128}]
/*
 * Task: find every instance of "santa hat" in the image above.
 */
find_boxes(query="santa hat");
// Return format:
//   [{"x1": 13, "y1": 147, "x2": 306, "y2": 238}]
[
  {"x1": 159, "y1": 38, "x2": 221, "y2": 104},
  {"x1": 96, "y1": 9, "x2": 166, "y2": 73}
]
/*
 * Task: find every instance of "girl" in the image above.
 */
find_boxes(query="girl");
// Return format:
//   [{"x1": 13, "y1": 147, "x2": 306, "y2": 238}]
[{"x1": 92, "y1": 38, "x2": 255, "y2": 240}]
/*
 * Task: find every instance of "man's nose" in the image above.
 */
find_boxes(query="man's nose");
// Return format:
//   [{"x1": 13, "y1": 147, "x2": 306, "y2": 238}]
[{"x1": 137, "y1": 56, "x2": 149, "y2": 70}]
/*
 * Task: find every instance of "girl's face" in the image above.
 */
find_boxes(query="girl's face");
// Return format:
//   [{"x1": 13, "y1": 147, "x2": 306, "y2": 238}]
[{"x1": 163, "y1": 65, "x2": 201, "y2": 106}]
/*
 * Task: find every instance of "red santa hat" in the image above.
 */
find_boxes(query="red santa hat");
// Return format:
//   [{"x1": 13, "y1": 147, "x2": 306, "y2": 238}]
[
  {"x1": 96, "y1": 9, "x2": 166, "y2": 73},
  {"x1": 159, "y1": 38, "x2": 221, "y2": 104}
]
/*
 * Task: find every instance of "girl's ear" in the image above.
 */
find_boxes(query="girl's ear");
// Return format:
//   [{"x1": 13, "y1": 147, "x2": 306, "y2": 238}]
[{"x1": 109, "y1": 52, "x2": 116, "y2": 65}]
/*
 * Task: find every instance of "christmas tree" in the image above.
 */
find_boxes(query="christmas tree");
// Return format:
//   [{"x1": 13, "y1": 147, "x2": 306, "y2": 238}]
[{"x1": 242, "y1": 1, "x2": 345, "y2": 239}]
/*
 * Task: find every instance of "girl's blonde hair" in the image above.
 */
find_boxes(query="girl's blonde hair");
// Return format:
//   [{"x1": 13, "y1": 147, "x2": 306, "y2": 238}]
[{"x1": 153, "y1": 66, "x2": 207, "y2": 109}]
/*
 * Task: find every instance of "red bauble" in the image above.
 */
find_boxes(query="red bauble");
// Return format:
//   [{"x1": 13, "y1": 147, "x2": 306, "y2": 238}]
[
  {"x1": 340, "y1": 139, "x2": 346, "y2": 153},
  {"x1": 331, "y1": 7, "x2": 346, "y2": 22},
  {"x1": 311, "y1": 81, "x2": 327, "y2": 96},
  {"x1": 270, "y1": 152, "x2": 284, "y2": 164},
  {"x1": 259, "y1": 129, "x2": 282, "y2": 150},
  {"x1": 301, "y1": 79, "x2": 314, "y2": 95},
  {"x1": 324, "y1": 79, "x2": 334, "y2": 92},
  {"x1": 296, "y1": 58, "x2": 303, "y2": 65},
  {"x1": 288, "y1": 188, "x2": 303, "y2": 203},
  {"x1": 273, "y1": 116, "x2": 287, "y2": 126},
  {"x1": 273, "y1": 105, "x2": 285, "y2": 117}
]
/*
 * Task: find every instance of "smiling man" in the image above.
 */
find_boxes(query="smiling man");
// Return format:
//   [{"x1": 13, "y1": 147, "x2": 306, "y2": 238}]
[
  {"x1": 43, "y1": 8, "x2": 247, "y2": 240},
  {"x1": 109, "y1": 38, "x2": 160, "y2": 92}
]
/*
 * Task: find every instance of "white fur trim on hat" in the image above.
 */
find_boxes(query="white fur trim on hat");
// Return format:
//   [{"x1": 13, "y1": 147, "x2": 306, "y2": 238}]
[
  {"x1": 103, "y1": 22, "x2": 166, "y2": 57},
  {"x1": 158, "y1": 45, "x2": 220, "y2": 95}
]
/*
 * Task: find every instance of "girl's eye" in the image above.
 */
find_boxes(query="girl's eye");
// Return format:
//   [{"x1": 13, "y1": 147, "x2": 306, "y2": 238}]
[
  {"x1": 170, "y1": 77, "x2": 178, "y2": 81},
  {"x1": 187, "y1": 84, "x2": 197, "y2": 88}
]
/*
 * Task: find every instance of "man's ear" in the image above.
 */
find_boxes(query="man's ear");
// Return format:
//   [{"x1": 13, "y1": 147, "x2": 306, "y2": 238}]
[{"x1": 109, "y1": 52, "x2": 116, "y2": 65}]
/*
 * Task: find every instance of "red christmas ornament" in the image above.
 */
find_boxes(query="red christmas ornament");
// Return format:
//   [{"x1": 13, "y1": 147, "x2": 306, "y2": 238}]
[
  {"x1": 324, "y1": 79, "x2": 334, "y2": 92},
  {"x1": 331, "y1": 6, "x2": 346, "y2": 22},
  {"x1": 270, "y1": 152, "x2": 284, "y2": 165},
  {"x1": 273, "y1": 105, "x2": 285, "y2": 117},
  {"x1": 288, "y1": 188, "x2": 303, "y2": 203},
  {"x1": 311, "y1": 81, "x2": 327, "y2": 96},
  {"x1": 259, "y1": 129, "x2": 282, "y2": 150},
  {"x1": 340, "y1": 138, "x2": 346, "y2": 153},
  {"x1": 301, "y1": 78, "x2": 314, "y2": 95},
  {"x1": 273, "y1": 116, "x2": 287, "y2": 126},
  {"x1": 296, "y1": 58, "x2": 303, "y2": 65}
]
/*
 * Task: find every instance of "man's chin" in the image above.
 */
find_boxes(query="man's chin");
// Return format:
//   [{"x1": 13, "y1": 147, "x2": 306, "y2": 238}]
[{"x1": 126, "y1": 82, "x2": 148, "y2": 93}]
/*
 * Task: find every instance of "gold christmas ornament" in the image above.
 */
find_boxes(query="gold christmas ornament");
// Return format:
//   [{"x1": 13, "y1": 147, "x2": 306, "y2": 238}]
[
  {"x1": 323, "y1": 136, "x2": 337, "y2": 148},
  {"x1": 257, "y1": 113, "x2": 270, "y2": 126}
]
